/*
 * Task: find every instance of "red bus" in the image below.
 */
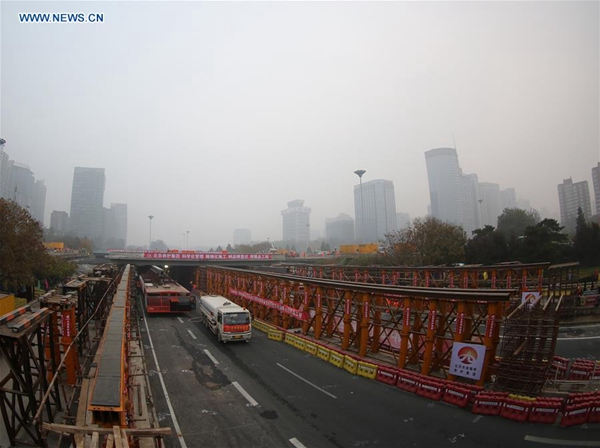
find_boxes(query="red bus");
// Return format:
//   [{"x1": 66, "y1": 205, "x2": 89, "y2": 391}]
[{"x1": 139, "y1": 266, "x2": 196, "y2": 313}]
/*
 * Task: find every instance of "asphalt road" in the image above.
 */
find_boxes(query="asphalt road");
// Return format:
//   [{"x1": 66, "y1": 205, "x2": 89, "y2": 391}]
[{"x1": 140, "y1": 309, "x2": 600, "y2": 448}]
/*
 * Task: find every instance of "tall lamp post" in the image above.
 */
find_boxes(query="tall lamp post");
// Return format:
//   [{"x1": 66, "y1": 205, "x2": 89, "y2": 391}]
[
  {"x1": 354, "y1": 170, "x2": 366, "y2": 243},
  {"x1": 186, "y1": 230, "x2": 190, "y2": 250},
  {"x1": 148, "y1": 215, "x2": 154, "y2": 249}
]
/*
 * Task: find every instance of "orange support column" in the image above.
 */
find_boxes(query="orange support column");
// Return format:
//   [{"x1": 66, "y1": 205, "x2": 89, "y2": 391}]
[
  {"x1": 370, "y1": 293, "x2": 382, "y2": 353},
  {"x1": 420, "y1": 300, "x2": 438, "y2": 376},
  {"x1": 398, "y1": 297, "x2": 411, "y2": 369},
  {"x1": 282, "y1": 283, "x2": 290, "y2": 330},
  {"x1": 359, "y1": 293, "x2": 370, "y2": 357},
  {"x1": 478, "y1": 302, "x2": 503, "y2": 386},
  {"x1": 62, "y1": 307, "x2": 79, "y2": 385},
  {"x1": 314, "y1": 288, "x2": 323, "y2": 339},
  {"x1": 302, "y1": 286, "x2": 311, "y2": 334},
  {"x1": 342, "y1": 291, "x2": 352, "y2": 351},
  {"x1": 447, "y1": 301, "x2": 467, "y2": 381}
]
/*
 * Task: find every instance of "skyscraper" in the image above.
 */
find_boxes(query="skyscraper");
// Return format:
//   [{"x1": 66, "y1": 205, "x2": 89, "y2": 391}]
[
  {"x1": 592, "y1": 163, "x2": 600, "y2": 216},
  {"x1": 69, "y1": 167, "x2": 105, "y2": 240},
  {"x1": 110, "y1": 203, "x2": 128, "y2": 245},
  {"x1": 0, "y1": 138, "x2": 9, "y2": 200},
  {"x1": 281, "y1": 200, "x2": 311, "y2": 249},
  {"x1": 501, "y1": 188, "x2": 518, "y2": 211},
  {"x1": 479, "y1": 182, "x2": 502, "y2": 228},
  {"x1": 425, "y1": 148, "x2": 468, "y2": 229},
  {"x1": 354, "y1": 179, "x2": 397, "y2": 243},
  {"x1": 557, "y1": 177, "x2": 592, "y2": 234},
  {"x1": 8, "y1": 163, "x2": 35, "y2": 214},
  {"x1": 325, "y1": 213, "x2": 355, "y2": 245},
  {"x1": 50, "y1": 211, "x2": 69, "y2": 235}
]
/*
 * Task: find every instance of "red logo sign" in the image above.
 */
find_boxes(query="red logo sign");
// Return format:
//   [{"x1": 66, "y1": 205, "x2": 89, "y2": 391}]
[{"x1": 457, "y1": 346, "x2": 478, "y2": 365}]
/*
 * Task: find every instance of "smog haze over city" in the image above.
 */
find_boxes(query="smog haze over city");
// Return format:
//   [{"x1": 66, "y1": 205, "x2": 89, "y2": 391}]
[{"x1": 1, "y1": 0, "x2": 598, "y2": 249}]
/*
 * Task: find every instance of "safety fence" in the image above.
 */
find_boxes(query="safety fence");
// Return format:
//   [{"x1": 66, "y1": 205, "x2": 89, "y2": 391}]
[{"x1": 252, "y1": 318, "x2": 600, "y2": 427}]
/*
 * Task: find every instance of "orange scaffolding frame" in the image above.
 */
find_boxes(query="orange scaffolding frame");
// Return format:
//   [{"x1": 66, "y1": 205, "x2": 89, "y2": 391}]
[{"x1": 201, "y1": 266, "x2": 513, "y2": 385}]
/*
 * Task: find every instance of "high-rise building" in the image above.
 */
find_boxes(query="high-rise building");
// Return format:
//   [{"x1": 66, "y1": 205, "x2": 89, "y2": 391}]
[
  {"x1": 233, "y1": 229, "x2": 252, "y2": 246},
  {"x1": 110, "y1": 203, "x2": 128, "y2": 245},
  {"x1": 8, "y1": 162, "x2": 35, "y2": 214},
  {"x1": 50, "y1": 211, "x2": 69, "y2": 235},
  {"x1": 396, "y1": 212, "x2": 411, "y2": 230},
  {"x1": 479, "y1": 182, "x2": 502, "y2": 228},
  {"x1": 425, "y1": 148, "x2": 469, "y2": 231},
  {"x1": 0, "y1": 138, "x2": 9, "y2": 200},
  {"x1": 69, "y1": 167, "x2": 105, "y2": 240},
  {"x1": 325, "y1": 213, "x2": 355, "y2": 245},
  {"x1": 32, "y1": 180, "x2": 46, "y2": 225},
  {"x1": 501, "y1": 188, "x2": 518, "y2": 211},
  {"x1": 281, "y1": 199, "x2": 311, "y2": 249},
  {"x1": 354, "y1": 179, "x2": 397, "y2": 243},
  {"x1": 592, "y1": 163, "x2": 600, "y2": 216},
  {"x1": 462, "y1": 173, "x2": 481, "y2": 235},
  {"x1": 557, "y1": 177, "x2": 592, "y2": 234}
]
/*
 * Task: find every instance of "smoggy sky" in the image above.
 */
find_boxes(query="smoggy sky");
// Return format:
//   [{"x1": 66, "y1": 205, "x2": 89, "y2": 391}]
[{"x1": 1, "y1": 1, "x2": 599, "y2": 248}]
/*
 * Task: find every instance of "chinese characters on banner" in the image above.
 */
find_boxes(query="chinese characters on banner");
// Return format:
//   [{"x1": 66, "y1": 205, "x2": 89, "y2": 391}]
[
  {"x1": 143, "y1": 251, "x2": 272, "y2": 260},
  {"x1": 449, "y1": 342, "x2": 486, "y2": 380}
]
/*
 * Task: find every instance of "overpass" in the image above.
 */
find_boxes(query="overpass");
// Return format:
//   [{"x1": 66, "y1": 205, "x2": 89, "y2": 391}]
[{"x1": 103, "y1": 250, "x2": 286, "y2": 267}]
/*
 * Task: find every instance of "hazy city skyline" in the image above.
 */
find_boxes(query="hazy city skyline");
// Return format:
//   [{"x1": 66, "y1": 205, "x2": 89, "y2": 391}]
[{"x1": 2, "y1": 1, "x2": 598, "y2": 247}]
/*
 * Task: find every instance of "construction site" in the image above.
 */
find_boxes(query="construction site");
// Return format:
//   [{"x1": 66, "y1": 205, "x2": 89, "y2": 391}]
[{"x1": 0, "y1": 260, "x2": 599, "y2": 447}]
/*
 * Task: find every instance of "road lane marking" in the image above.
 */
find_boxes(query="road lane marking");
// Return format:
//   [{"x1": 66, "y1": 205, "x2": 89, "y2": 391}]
[
  {"x1": 204, "y1": 349, "x2": 219, "y2": 365},
  {"x1": 187, "y1": 329, "x2": 197, "y2": 340},
  {"x1": 232, "y1": 381, "x2": 258, "y2": 406},
  {"x1": 557, "y1": 335, "x2": 600, "y2": 341},
  {"x1": 277, "y1": 363, "x2": 337, "y2": 399},
  {"x1": 290, "y1": 437, "x2": 308, "y2": 448},
  {"x1": 524, "y1": 435, "x2": 600, "y2": 446},
  {"x1": 177, "y1": 317, "x2": 184, "y2": 324},
  {"x1": 142, "y1": 309, "x2": 188, "y2": 448}
]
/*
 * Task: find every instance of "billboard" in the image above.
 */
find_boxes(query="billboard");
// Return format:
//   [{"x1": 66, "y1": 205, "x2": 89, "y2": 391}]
[{"x1": 449, "y1": 342, "x2": 486, "y2": 380}]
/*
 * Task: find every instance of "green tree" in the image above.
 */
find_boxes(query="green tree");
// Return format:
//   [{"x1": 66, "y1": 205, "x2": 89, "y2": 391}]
[
  {"x1": 514, "y1": 219, "x2": 571, "y2": 263},
  {"x1": 465, "y1": 225, "x2": 508, "y2": 264},
  {"x1": 496, "y1": 208, "x2": 540, "y2": 240},
  {"x1": 381, "y1": 216, "x2": 467, "y2": 265},
  {"x1": 0, "y1": 199, "x2": 50, "y2": 290},
  {"x1": 573, "y1": 207, "x2": 600, "y2": 265}
]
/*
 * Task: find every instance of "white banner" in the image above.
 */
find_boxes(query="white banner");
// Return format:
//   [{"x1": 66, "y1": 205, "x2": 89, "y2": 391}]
[
  {"x1": 449, "y1": 342, "x2": 486, "y2": 380},
  {"x1": 521, "y1": 291, "x2": 540, "y2": 308}
]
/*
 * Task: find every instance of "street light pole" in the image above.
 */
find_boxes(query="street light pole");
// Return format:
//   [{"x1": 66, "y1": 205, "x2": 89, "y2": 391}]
[
  {"x1": 354, "y1": 170, "x2": 366, "y2": 243},
  {"x1": 186, "y1": 230, "x2": 190, "y2": 250},
  {"x1": 148, "y1": 215, "x2": 154, "y2": 249}
]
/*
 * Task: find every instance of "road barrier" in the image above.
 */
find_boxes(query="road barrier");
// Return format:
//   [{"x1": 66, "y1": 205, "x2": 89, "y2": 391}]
[
  {"x1": 267, "y1": 329, "x2": 284, "y2": 341},
  {"x1": 500, "y1": 396, "x2": 534, "y2": 422},
  {"x1": 396, "y1": 371, "x2": 420, "y2": 394},
  {"x1": 528, "y1": 398, "x2": 563, "y2": 424},
  {"x1": 304, "y1": 341, "x2": 318, "y2": 356},
  {"x1": 471, "y1": 392, "x2": 508, "y2": 416},
  {"x1": 329, "y1": 350, "x2": 344, "y2": 368},
  {"x1": 416, "y1": 378, "x2": 445, "y2": 401},
  {"x1": 343, "y1": 355, "x2": 358, "y2": 375},
  {"x1": 357, "y1": 361, "x2": 377, "y2": 380},
  {"x1": 561, "y1": 401, "x2": 591, "y2": 427},
  {"x1": 376, "y1": 366, "x2": 398, "y2": 386},
  {"x1": 316, "y1": 346, "x2": 331, "y2": 362},
  {"x1": 442, "y1": 384, "x2": 471, "y2": 408}
]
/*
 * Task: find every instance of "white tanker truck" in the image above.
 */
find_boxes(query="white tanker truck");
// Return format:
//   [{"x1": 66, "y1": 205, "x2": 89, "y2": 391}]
[{"x1": 198, "y1": 295, "x2": 252, "y2": 343}]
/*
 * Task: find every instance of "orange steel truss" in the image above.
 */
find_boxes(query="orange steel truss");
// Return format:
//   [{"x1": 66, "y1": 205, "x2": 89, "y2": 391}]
[
  {"x1": 202, "y1": 267, "x2": 513, "y2": 385},
  {"x1": 285, "y1": 263, "x2": 553, "y2": 293}
]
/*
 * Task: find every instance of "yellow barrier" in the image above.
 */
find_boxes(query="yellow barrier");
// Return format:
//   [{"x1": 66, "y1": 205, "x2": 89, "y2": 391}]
[
  {"x1": 317, "y1": 346, "x2": 331, "y2": 362},
  {"x1": 304, "y1": 341, "x2": 318, "y2": 356},
  {"x1": 293, "y1": 338, "x2": 306, "y2": 351},
  {"x1": 329, "y1": 351, "x2": 344, "y2": 368},
  {"x1": 357, "y1": 361, "x2": 377, "y2": 379},
  {"x1": 284, "y1": 334, "x2": 296, "y2": 346},
  {"x1": 343, "y1": 355, "x2": 358, "y2": 375},
  {"x1": 268, "y1": 329, "x2": 284, "y2": 341},
  {"x1": 0, "y1": 294, "x2": 15, "y2": 316}
]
